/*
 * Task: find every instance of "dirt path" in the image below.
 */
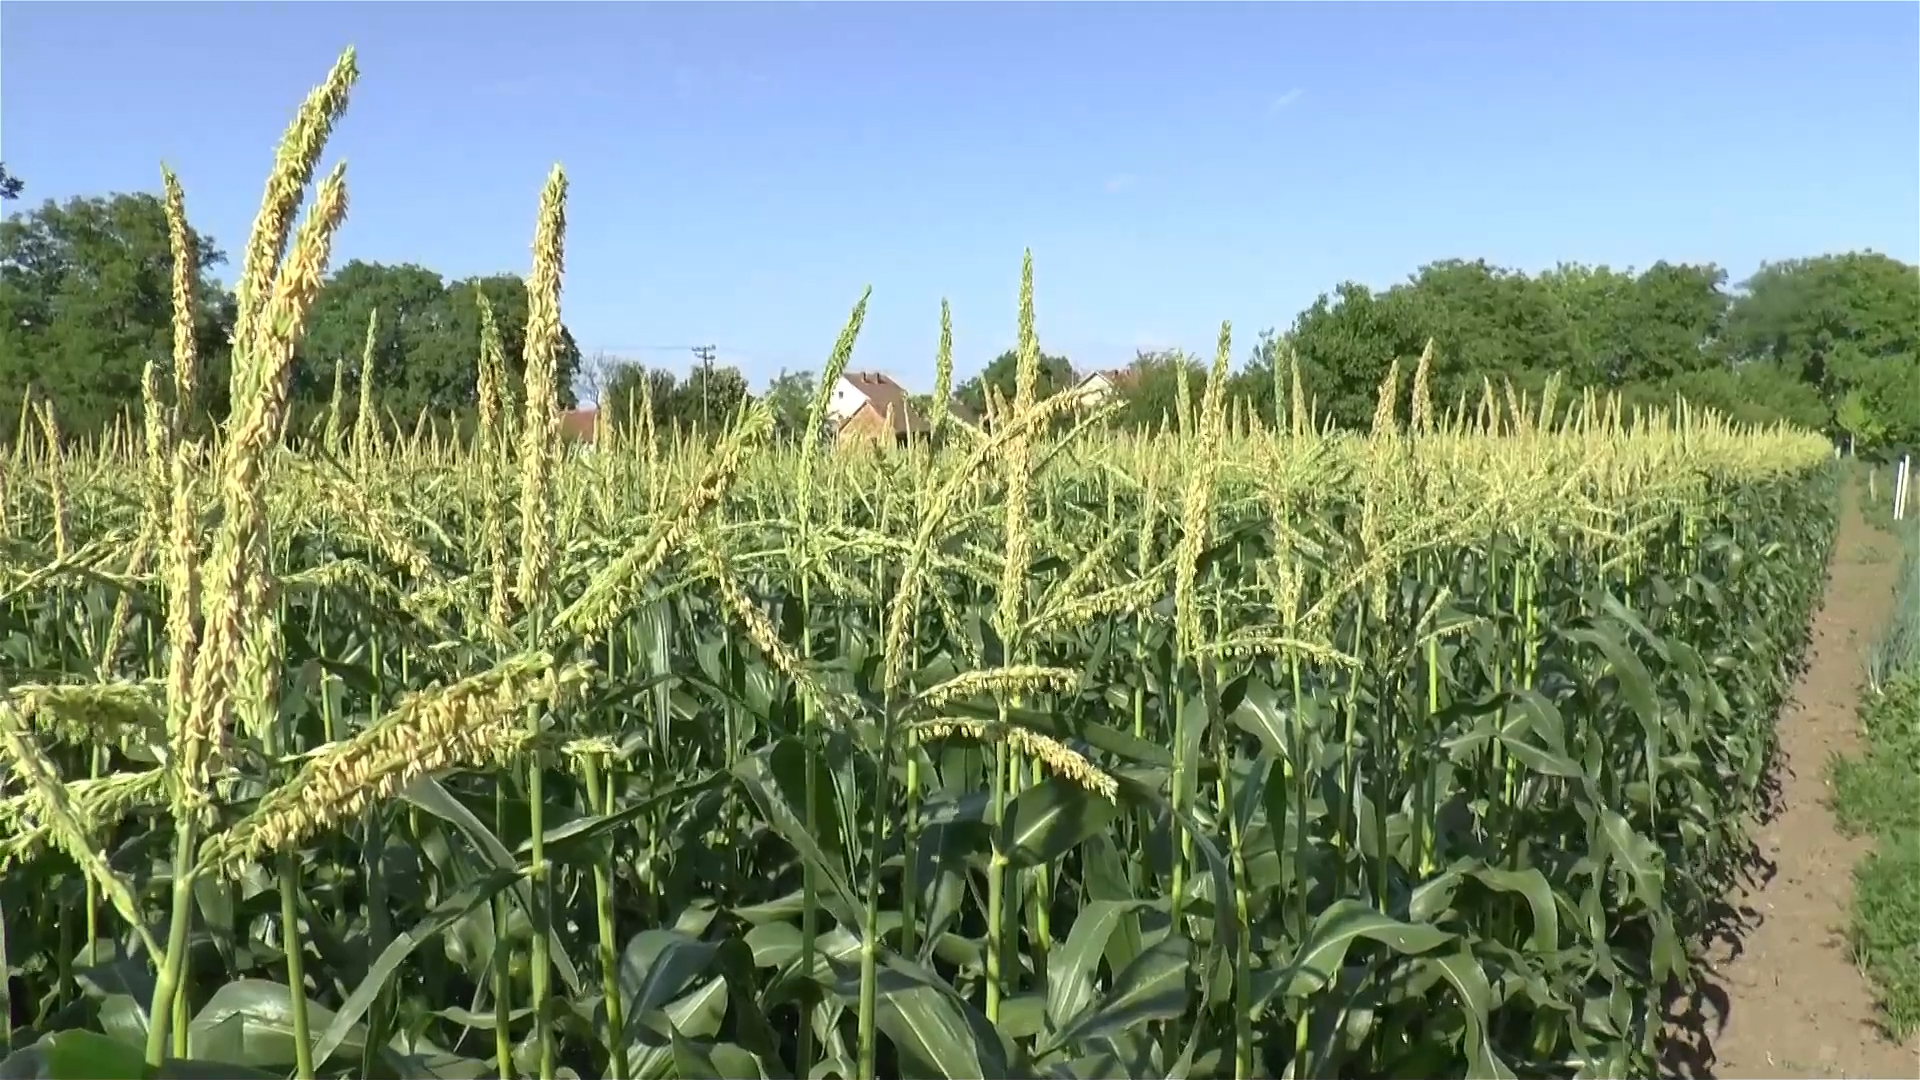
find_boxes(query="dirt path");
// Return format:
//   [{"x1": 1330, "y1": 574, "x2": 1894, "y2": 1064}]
[{"x1": 1662, "y1": 490, "x2": 1920, "y2": 1079}]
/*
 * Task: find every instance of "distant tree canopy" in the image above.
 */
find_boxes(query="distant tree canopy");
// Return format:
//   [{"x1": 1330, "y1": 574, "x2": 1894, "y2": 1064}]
[
  {"x1": 0, "y1": 195, "x2": 579, "y2": 446},
  {"x1": 762, "y1": 368, "x2": 821, "y2": 444},
  {"x1": 955, "y1": 348, "x2": 1076, "y2": 419},
  {"x1": 1, "y1": 179, "x2": 1913, "y2": 453},
  {"x1": 1250, "y1": 254, "x2": 1916, "y2": 453},
  {"x1": 290, "y1": 260, "x2": 581, "y2": 439},
  {"x1": 598, "y1": 358, "x2": 752, "y2": 440},
  {"x1": 0, "y1": 191, "x2": 235, "y2": 440}
]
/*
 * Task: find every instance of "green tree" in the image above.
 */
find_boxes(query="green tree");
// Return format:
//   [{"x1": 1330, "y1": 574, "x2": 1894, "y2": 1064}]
[
  {"x1": 1723, "y1": 252, "x2": 1920, "y2": 410},
  {"x1": 0, "y1": 191, "x2": 235, "y2": 442},
  {"x1": 1284, "y1": 257, "x2": 1785, "y2": 431},
  {"x1": 1223, "y1": 329, "x2": 1287, "y2": 427},
  {"x1": 1843, "y1": 352, "x2": 1920, "y2": 455},
  {"x1": 602, "y1": 362, "x2": 680, "y2": 438},
  {"x1": 598, "y1": 361, "x2": 749, "y2": 439},
  {"x1": 295, "y1": 261, "x2": 449, "y2": 431},
  {"x1": 1617, "y1": 262, "x2": 1731, "y2": 383},
  {"x1": 1836, "y1": 388, "x2": 1887, "y2": 454},
  {"x1": 292, "y1": 261, "x2": 581, "y2": 439},
  {"x1": 673, "y1": 363, "x2": 751, "y2": 433},
  {"x1": 1109, "y1": 349, "x2": 1204, "y2": 432},
  {"x1": 1538, "y1": 263, "x2": 1637, "y2": 386},
  {"x1": 763, "y1": 368, "x2": 820, "y2": 443},
  {"x1": 955, "y1": 348, "x2": 1075, "y2": 418},
  {"x1": 460, "y1": 272, "x2": 583, "y2": 411},
  {"x1": 0, "y1": 164, "x2": 22, "y2": 201},
  {"x1": 1284, "y1": 282, "x2": 1433, "y2": 429},
  {"x1": 1399, "y1": 260, "x2": 1579, "y2": 385},
  {"x1": 1655, "y1": 361, "x2": 1829, "y2": 432}
]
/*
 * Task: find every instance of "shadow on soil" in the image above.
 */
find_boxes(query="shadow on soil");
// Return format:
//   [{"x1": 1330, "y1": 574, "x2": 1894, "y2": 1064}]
[{"x1": 1657, "y1": 747, "x2": 1791, "y2": 1079}]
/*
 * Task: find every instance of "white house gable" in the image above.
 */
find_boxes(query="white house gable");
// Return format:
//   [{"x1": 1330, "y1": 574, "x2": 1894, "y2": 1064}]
[
  {"x1": 827, "y1": 377, "x2": 868, "y2": 424},
  {"x1": 1069, "y1": 371, "x2": 1125, "y2": 408}
]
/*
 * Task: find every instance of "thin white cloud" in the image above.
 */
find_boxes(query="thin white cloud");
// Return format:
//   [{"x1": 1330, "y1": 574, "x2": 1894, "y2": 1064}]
[
  {"x1": 1269, "y1": 88, "x2": 1304, "y2": 112},
  {"x1": 1103, "y1": 173, "x2": 1137, "y2": 193}
]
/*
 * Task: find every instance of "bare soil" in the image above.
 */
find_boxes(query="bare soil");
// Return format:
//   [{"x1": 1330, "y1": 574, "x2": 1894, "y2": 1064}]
[{"x1": 1662, "y1": 492, "x2": 1920, "y2": 1079}]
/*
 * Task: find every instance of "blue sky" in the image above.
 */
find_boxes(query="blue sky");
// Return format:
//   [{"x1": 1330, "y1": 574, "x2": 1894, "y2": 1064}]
[{"x1": 4, "y1": 2, "x2": 1916, "y2": 395}]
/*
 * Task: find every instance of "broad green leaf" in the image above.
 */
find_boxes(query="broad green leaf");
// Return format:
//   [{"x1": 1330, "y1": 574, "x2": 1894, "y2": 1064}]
[
  {"x1": 310, "y1": 867, "x2": 521, "y2": 1066},
  {"x1": 867, "y1": 959, "x2": 1011, "y2": 1080},
  {"x1": 400, "y1": 777, "x2": 585, "y2": 995},
  {"x1": 0, "y1": 1031, "x2": 280, "y2": 1080},
  {"x1": 521, "y1": 770, "x2": 726, "y2": 866},
  {"x1": 1040, "y1": 934, "x2": 1192, "y2": 1058},
  {"x1": 151, "y1": 1063, "x2": 284, "y2": 1079},
  {"x1": 618, "y1": 929, "x2": 722, "y2": 1041},
  {"x1": 188, "y1": 979, "x2": 365, "y2": 1068},
  {"x1": 1468, "y1": 866, "x2": 1561, "y2": 954},
  {"x1": 1045, "y1": 899, "x2": 1152, "y2": 1032},
  {"x1": 669, "y1": 1029, "x2": 724, "y2": 1079},
  {"x1": 1496, "y1": 730, "x2": 1586, "y2": 781},
  {"x1": 1000, "y1": 775, "x2": 1120, "y2": 870},
  {"x1": 769, "y1": 737, "x2": 849, "y2": 860},
  {"x1": 1566, "y1": 625, "x2": 1664, "y2": 770},
  {"x1": 0, "y1": 1030, "x2": 145, "y2": 1080},
  {"x1": 1078, "y1": 834, "x2": 1146, "y2": 977},
  {"x1": 72, "y1": 953, "x2": 156, "y2": 1050},
  {"x1": 701, "y1": 1042, "x2": 773, "y2": 1080},
  {"x1": 1597, "y1": 810, "x2": 1663, "y2": 912},
  {"x1": 875, "y1": 980, "x2": 992, "y2": 1079},
  {"x1": 708, "y1": 938, "x2": 790, "y2": 1071},
  {"x1": 627, "y1": 976, "x2": 731, "y2": 1080},
  {"x1": 1230, "y1": 755, "x2": 1271, "y2": 834},
  {"x1": 759, "y1": 926, "x2": 864, "y2": 1007},
  {"x1": 732, "y1": 751, "x2": 865, "y2": 930},
  {"x1": 1227, "y1": 677, "x2": 1289, "y2": 759},
  {"x1": 998, "y1": 992, "x2": 1048, "y2": 1040},
  {"x1": 1257, "y1": 900, "x2": 1454, "y2": 1013},
  {"x1": 1110, "y1": 769, "x2": 1239, "y2": 970},
  {"x1": 1416, "y1": 948, "x2": 1516, "y2": 1080},
  {"x1": 95, "y1": 995, "x2": 152, "y2": 1050}
]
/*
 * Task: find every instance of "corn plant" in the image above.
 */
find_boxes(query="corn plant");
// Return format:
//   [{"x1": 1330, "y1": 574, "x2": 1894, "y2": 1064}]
[{"x1": 0, "y1": 49, "x2": 1842, "y2": 1080}]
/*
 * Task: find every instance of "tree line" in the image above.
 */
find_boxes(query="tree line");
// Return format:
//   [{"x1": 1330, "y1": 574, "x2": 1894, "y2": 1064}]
[
  {"x1": 3, "y1": 181, "x2": 1915, "y2": 454},
  {"x1": 0, "y1": 185, "x2": 581, "y2": 445}
]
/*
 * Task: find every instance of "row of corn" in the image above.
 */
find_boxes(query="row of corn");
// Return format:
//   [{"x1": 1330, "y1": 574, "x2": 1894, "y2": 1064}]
[{"x1": 0, "y1": 50, "x2": 1838, "y2": 1080}]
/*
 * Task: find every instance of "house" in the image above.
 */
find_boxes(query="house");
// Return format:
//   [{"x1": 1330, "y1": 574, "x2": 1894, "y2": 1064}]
[
  {"x1": 1067, "y1": 369, "x2": 1137, "y2": 409},
  {"x1": 828, "y1": 371, "x2": 929, "y2": 446},
  {"x1": 559, "y1": 407, "x2": 599, "y2": 444}
]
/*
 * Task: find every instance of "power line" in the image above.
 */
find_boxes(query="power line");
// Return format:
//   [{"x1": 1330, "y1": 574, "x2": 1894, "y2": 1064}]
[{"x1": 592, "y1": 344, "x2": 723, "y2": 354}]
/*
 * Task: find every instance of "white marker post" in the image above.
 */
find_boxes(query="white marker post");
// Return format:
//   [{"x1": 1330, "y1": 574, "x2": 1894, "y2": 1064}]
[{"x1": 1895, "y1": 453, "x2": 1910, "y2": 523}]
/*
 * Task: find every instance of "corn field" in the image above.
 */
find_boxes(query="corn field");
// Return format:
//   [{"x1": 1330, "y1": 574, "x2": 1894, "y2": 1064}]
[{"x1": 0, "y1": 49, "x2": 1844, "y2": 1080}]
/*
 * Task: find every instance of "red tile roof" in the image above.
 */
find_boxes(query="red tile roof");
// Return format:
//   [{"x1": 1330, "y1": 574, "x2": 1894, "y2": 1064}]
[
  {"x1": 839, "y1": 372, "x2": 928, "y2": 435},
  {"x1": 559, "y1": 408, "x2": 598, "y2": 442}
]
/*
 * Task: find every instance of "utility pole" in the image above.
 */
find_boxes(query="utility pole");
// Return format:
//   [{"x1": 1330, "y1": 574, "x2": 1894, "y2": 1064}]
[{"x1": 692, "y1": 344, "x2": 716, "y2": 429}]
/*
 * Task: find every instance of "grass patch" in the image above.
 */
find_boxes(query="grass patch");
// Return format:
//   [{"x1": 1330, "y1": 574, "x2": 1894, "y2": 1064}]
[
  {"x1": 1851, "y1": 457, "x2": 1917, "y2": 537},
  {"x1": 1848, "y1": 824, "x2": 1920, "y2": 1040},
  {"x1": 1831, "y1": 510, "x2": 1920, "y2": 1041},
  {"x1": 1832, "y1": 674, "x2": 1920, "y2": 839}
]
